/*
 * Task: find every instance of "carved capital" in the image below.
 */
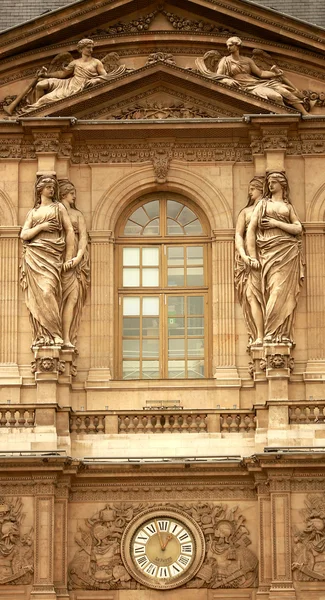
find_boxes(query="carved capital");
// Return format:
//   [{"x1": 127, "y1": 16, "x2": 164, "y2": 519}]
[
  {"x1": 33, "y1": 131, "x2": 60, "y2": 154},
  {"x1": 31, "y1": 356, "x2": 65, "y2": 374}
]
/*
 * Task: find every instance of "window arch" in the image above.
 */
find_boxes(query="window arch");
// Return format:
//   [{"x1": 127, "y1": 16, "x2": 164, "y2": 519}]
[{"x1": 115, "y1": 193, "x2": 211, "y2": 380}]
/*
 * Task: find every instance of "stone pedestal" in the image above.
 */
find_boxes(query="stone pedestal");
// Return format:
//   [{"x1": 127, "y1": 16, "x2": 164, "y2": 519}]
[
  {"x1": 264, "y1": 343, "x2": 293, "y2": 401},
  {"x1": 58, "y1": 348, "x2": 77, "y2": 407},
  {"x1": 32, "y1": 346, "x2": 63, "y2": 404}
]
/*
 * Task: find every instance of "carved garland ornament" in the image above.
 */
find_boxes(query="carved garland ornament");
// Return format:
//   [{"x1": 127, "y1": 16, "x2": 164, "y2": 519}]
[
  {"x1": 293, "y1": 494, "x2": 325, "y2": 581},
  {"x1": 0, "y1": 497, "x2": 33, "y2": 585}
]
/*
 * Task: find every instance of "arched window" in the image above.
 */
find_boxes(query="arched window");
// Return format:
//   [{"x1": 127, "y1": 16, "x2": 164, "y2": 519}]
[{"x1": 116, "y1": 193, "x2": 211, "y2": 380}]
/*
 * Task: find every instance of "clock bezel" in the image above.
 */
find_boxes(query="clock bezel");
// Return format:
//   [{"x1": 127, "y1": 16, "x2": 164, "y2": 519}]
[{"x1": 121, "y1": 507, "x2": 205, "y2": 590}]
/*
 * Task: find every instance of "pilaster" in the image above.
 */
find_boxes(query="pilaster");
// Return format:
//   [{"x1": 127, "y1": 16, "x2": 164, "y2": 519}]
[
  {"x1": 212, "y1": 229, "x2": 239, "y2": 384},
  {"x1": 31, "y1": 478, "x2": 57, "y2": 599},
  {"x1": 87, "y1": 230, "x2": 113, "y2": 384},
  {"x1": 256, "y1": 478, "x2": 272, "y2": 599},
  {"x1": 0, "y1": 226, "x2": 21, "y2": 385},
  {"x1": 54, "y1": 477, "x2": 70, "y2": 600}
]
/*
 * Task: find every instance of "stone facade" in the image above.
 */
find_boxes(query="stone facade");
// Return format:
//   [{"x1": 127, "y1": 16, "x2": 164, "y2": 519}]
[{"x1": 0, "y1": 0, "x2": 325, "y2": 598}]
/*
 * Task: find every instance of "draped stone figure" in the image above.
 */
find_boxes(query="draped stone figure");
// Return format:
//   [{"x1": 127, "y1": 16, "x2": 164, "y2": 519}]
[
  {"x1": 59, "y1": 180, "x2": 90, "y2": 348},
  {"x1": 20, "y1": 174, "x2": 74, "y2": 346},
  {"x1": 196, "y1": 36, "x2": 308, "y2": 115},
  {"x1": 23, "y1": 38, "x2": 126, "y2": 113},
  {"x1": 235, "y1": 177, "x2": 264, "y2": 346},
  {"x1": 246, "y1": 171, "x2": 304, "y2": 344}
]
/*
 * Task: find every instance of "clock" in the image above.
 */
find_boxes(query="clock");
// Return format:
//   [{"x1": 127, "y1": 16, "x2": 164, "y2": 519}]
[{"x1": 121, "y1": 507, "x2": 205, "y2": 589}]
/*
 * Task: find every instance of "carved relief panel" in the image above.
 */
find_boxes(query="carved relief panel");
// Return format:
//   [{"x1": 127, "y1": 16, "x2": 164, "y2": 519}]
[{"x1": 0, "y1": 496, "x2": 33, "y2": 586}]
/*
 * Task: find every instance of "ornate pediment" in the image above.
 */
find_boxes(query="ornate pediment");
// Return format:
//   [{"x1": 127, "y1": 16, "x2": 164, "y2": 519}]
[{"x1": 1, "y1": 0, "x2": 325, "y2": 120}]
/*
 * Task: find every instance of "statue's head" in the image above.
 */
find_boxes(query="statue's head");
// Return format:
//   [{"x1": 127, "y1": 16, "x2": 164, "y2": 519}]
[
  {"x1": 246, "y1": 176, "x2": 264, "y2": 206},
  {"x1": 226, "y1": 36, "x2": 242, "y2": 49},
  {"x1": 265, "y1": 170, "x2": 290, "y2": 202},
  {"x1": 58, "y1": 179, "x2": 76, "y2": 208},
  {"x1": 34, "y1": 174, "x2": 58, "y2": 208},
  {"x1": 77, "y1": 38, "x2": 95, "y2": 54}
]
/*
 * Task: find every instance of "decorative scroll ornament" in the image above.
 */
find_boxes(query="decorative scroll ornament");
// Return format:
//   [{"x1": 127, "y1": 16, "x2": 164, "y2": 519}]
[
  {"x1": 146, "y1": 52, "x2": 176, "y2": 66},
  {"x1": 111, "y1": 102, "x2": 214, "y2": 120},
  {"x1": 150, "y1": 143, "x2": 174, "y2": 183},
  {"x1": 293, "y1": 495, "x2": 325, "y2": 581},
  {"x1": 0, "y1": 497, "x2": 33, "y2": 585}
]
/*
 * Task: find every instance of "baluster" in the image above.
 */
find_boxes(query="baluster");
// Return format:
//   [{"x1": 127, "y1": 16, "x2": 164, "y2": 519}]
[
  {"x1": 97, "y1": 416, "x2": 105, "y2": 433},
  {"x1": 70, "y1": 415, "x2": 77, "y2": 433},
  {"x1": 79, "y1": 416, "x2": 87, "y2": 434},
  {"x1": 18, "y1": 409, "x2": 26, "y2": 427},
  {"x1": 133, "y1": 416, "x2": 139, "y2": 433},
  {"x1": 189, "y1": 415, "x2": 198, "y2": 433},
  {"x1": 229, "y1": 414, "x2": 239, "y2": 433},
  {"x1": 127, "y1": 416, "x2": 135, "y2": 434},
  {"x1": 164, "y1": 414, "x2": 173, "y2": 433},
  {"x1": 322, "y1": 406, "x2": 325, "y2": 422},
  {"x1": 27, "y1": 410, "x2": 35, "y2": 427},
  {"x1": 305, "y1": 406, "x2": 311, "y2": 423},
  {"x1": 250, "y1": 415, "x2": 256, "y2": 431},
  {"x1": 119, "y1": 416, "x2": 126, "y2": 433},
  {"x1": 238, "y1": 415, "x2": 246, "y2": 432},
  {"x1": 313, "y1": 406, "x2": 320, "y2": 423},
  {"x1": 155, "y1": 415, "x2": 163, "y2": 433},
  {"x1": 144, "y1": 415, "x2": 153, "y2": 433},
  {"x1": 180, "y1": 414, "x2": 188, "y2": 433},
  {"x1": 220, "y1": 414, "x2": 227, "y2": 432},
  {"x1": 9, "y1": 410, "x2": 16, "y2": 427},
  {"x1": 87, "y1": 416, "x2": 96, "y2": 434},
  {"x1": 199, "y1": 414, "x2": 207, "y2": 433},
  {"x1": 0, "y1": 410, "x2": 6, "y2": 427},
  {"x1": 137, "y1": 415, "x2": 144, "y2": 434}
]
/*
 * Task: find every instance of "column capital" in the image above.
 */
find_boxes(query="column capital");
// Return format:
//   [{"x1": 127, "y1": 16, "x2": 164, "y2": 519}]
[{"x1": 88, "y1": 230, "x2": 114, "y2": 243}]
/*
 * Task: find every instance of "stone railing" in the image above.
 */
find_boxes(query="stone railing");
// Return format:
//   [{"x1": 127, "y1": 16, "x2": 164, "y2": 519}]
[
  {"x1": 118, "y1": 412, "x2": 208, "y2": 434},
  {"x1": 220, "y1": 413, "x2": 256, "y2": 433},
  {"x1": 289, "y1": 403, "x2": 325, "y2": 424},
  {"x1": 0, "y1": 407, "x2": 35, "y2": 427},
  {"x1": 70, "y1": 413, "x2": 105, "y2": 434},
  {"x1": 69, "y1": 410, "x2": 257, "y2": 434}
]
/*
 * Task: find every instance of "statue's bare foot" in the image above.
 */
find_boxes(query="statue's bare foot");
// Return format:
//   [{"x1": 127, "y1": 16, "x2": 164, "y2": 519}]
[
  {"x1": 54, "y1": 336, "x2": 64, "y2": 345},
  {"x1": 62, "y1": 341, "x2": 75, "y2": 349},
  {"x1": 252, "y1": 338, "x2": 263, "y2": 346}
]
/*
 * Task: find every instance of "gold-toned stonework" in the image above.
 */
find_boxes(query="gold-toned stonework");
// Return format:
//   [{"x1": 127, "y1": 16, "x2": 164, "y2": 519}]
[
  {"x1": 0, "y1": 497, "x2": 33, "y2": 585},
  {"x1": 293, "y1": 495, "x2": 325, "y2": 581}
]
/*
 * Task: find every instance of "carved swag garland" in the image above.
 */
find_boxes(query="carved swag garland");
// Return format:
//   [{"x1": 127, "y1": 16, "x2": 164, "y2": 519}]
[{"x1": 68, "y1": 502, "x2": 258, "y2": 590}]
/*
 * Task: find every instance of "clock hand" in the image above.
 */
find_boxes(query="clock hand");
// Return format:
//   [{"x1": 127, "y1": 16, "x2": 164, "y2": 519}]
[
  {"x1": 162, "y1": 533, "x2": 173, "y2": 551},
  {"x1": 154, "y1": 520, "x2": 164, "y2": 550}
]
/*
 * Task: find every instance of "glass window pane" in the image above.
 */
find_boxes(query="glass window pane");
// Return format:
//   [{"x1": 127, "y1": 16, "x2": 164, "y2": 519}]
[
  {"x1": 123, "y1": 317, "x2": 140, "y2": 336},
  {"x1": 168, "y1": 268, "x2": 184, "y2": 287},
  {"x1": 123, "y1": 297, "x2": 140, "y2": 316},
  {"x1": 168, "y1": 339, "x2": 185, "y2": 358},
  {"x1": 130, "y1": 207, "x2": 149, "y2": 226},
  {"x1": 123, "y1": 339, "x2": 140, "y2": 358},
  {"x1": 142, "y1": 317, "x2": 159, "y2": 336},
  {"x1": 184, "y1": 220, "x2": 203, "y2": 235},
  {"x1": 167, "y1": 247, "x2": 184, "y2": 266},
  {"x1": 123, "y1": 247, "x2": 140, "y2": 266},
  {"x1": 142, "y1": 247, "x2": 159, "y2": 266},
  {"x1": 143, "y1": 297, "x2": 159, "y2": 316},
  {"x1": 143, "y1": 219, "x2": 160, "y2": 236},
  {"x1": 142, "y1": 268, "x2": 159, "y2": 287},
  {"x1": 168, "y1": 317, "x2": 185, "y2": 336},
  {"x1": 124, "y1": 220, "x2": 142, "y2": 236},
  {"x1": 167, "y1": 200, "x2": 182, "y2": 219},
  {"x1": 188, "y1": 317, "x2": 204, "y2": 336},
  {"x1": 167, "y1": 219, "x2": 184, "y2": 236},
  {"x1": 187, "y1": 339, "x2": 204, "y2": 357},
  {"x1": 142, "y1": 339, "x2": 159, "y2": 358},
  {"x1": 168, "y1": 360, "x2": 185, "y2": 379},
  {"x1": 187, "y1": 246, "x2": 203, "y2": 264},
  {"x1": 178, "y1": 206, "x2": 197, "y2": 225},
  {"x1": 123, "y1": 268, "x2": 140, "y2": 287},
  {"x1": 143, "y1": 201, "x2": 159, "y2": 219},
  {"x1": 187, "y1": 360, "x2": 204, "y2": 378},
  {"x1": 188, "y1": 296, "x2": 204, "y2": 315},
  {"x1": 168, "y1": 297, "x2": 184, "y2": 316},
  {"x1": 123, "y1": 361, "x2": 140, "y2": 379},
  {"x1": 142, "y1": 361, "x2": 160, "y2": 379},
  {"x1": 187, "y1": 267, "x2": 204, "y2": 286}
]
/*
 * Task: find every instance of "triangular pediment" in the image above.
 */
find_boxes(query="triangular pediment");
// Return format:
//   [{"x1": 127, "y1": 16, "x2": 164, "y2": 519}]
[{"x1": 1, "y1": 0, "x2": 325, "y2": 120}]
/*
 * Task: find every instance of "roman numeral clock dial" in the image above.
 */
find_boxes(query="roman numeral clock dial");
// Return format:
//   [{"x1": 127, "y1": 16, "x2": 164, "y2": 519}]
[{"x1": 121, "y1": 509, "x2": 205, "y2": 589}]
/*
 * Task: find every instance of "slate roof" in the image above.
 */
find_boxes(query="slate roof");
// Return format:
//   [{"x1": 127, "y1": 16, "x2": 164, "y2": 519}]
[{"x1": 0, "y1": 0, "x2": 324, "y2": 31}]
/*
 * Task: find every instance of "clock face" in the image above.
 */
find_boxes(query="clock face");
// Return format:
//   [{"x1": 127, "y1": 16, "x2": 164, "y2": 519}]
[{"x1": 121, "y1": 508, "x2": 205, "y2": 589}]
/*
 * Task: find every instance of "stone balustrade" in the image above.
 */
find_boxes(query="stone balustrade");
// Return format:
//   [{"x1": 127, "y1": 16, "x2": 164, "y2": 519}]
[
  {"x1": 289, "y1": 403, "x2": 325, "y2": 424},
  {"x1": 69, "y1": 409, "x2": 257, "y2": 434},
  {"x1": 220, "y1": 412, "x2": 256, "y2": 433},
  {"x1": 0, "y1": 407, "x2": 35, "y2": 427}
]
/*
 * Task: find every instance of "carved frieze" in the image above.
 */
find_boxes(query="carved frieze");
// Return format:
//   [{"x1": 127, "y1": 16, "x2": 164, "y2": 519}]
[
  {"x1": 0, "y1": 497, "x2": 33, "y2": 585},
  {"x1": 293, "y1": 495, "x2": 325, "y2": 581},
  {"x1": 68, "y1": 502, "x2": 258, "y2": 590}
]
